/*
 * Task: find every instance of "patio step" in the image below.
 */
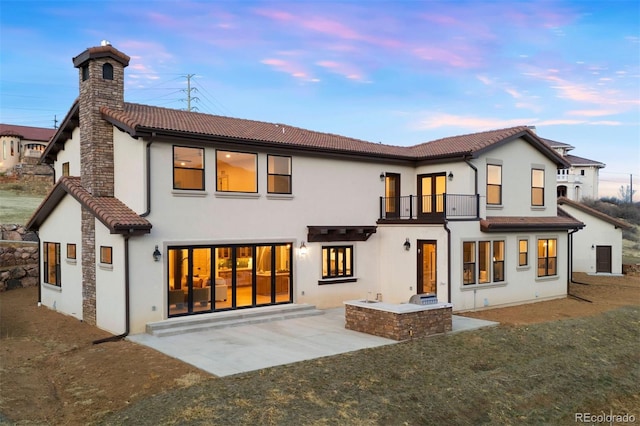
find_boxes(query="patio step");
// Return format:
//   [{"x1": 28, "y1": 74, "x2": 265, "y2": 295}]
[{"x1": 145, "y1": 304, "x2": 324, "y2": 337}]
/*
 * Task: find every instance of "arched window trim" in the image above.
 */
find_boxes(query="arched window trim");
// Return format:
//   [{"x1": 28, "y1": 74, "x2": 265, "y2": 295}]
[{"x1": 102, "y1": 63, "x2": 114, "y2": 80}]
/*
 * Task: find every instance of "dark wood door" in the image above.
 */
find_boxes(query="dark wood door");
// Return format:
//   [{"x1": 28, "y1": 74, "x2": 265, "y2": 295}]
[
  {"x1": 596, "y1": 245, "x2": 612, "y2": 273},
  {"x1": 385, "y1": 173, "x2": 401, "y2": 218},
  {"x1": 418, "y1": 173, "x2": 446, "y2": 218},
  {"x1": 417, "y1": 240, "x2": 437, "y2": 295}
]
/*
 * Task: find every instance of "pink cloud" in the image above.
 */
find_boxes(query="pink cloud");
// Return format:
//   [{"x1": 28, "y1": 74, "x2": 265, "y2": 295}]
[
  {"x1": 413, "y1": 113, "x2": 534, "y2": 131},
  {"x1": 316, "y1": 60, "x2": 368, "y2": 82},
  {"x1": 261, "y1": 58, "x2": 318, "y2": 82}
]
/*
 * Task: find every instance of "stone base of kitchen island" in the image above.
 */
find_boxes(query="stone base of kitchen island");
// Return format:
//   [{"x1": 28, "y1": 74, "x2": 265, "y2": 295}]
[{"x1": 344, "y1": 300, "x2": 452, "y2": 341}]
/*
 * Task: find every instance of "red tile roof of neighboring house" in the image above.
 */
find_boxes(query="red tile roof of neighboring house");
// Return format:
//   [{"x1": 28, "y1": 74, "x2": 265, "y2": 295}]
[
  {"x1": 27, "y1": 176, "x2": 151, "y2": 235},
  {"x1": 480, "y1": 213, "x2": 584, "y2": 232},
  {"x1": 557, "y1": 197, "x2": 632, "y2": 229},
  {"x1": 0, "y1": 124, "x2": 55, "y2": 142},
  {"x1": 563, "y1": 154, "x2": 605, "y2": 168}
]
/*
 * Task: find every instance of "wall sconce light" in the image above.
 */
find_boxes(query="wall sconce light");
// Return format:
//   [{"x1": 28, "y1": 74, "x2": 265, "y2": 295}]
[
  {"x1": 380, "y1": 172, "x2": 385, "y2": 181},
  {"x1": 299, "y1": 242, "x2": 308, "y2": 256},
  {"x1": 152, "y1": 245, "x2": 161, "y2": 262},
  {"x1": 448, "y1": 171, "x2": 454, "y2": 181},
  {"x1": 403, "y1": 238, "x2": 411, "y2": 251}
]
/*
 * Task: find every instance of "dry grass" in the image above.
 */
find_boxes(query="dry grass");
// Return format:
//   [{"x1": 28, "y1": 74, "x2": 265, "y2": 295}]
[{"x1": 101, "y1": 306, "x2": 640, "y2": 425}]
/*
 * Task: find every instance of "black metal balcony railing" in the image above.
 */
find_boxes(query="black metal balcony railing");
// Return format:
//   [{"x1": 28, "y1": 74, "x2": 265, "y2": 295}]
[{"x1": 379, "y1": 194, "x2": 479, "y2": 221}]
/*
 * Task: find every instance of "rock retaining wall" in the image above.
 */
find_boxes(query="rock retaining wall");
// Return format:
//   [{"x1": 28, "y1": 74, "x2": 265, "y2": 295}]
[
  {"x1": 623, "y1": 263, "x2": 640, "y2": 276},
  {"x1": 1, "y1": 224, "x2": 39, "y2": 292}
]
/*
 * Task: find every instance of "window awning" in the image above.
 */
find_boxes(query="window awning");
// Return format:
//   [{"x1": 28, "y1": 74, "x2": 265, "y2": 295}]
[{"x1": 307, "y1": 226, "x2": 377, "y2": 242}]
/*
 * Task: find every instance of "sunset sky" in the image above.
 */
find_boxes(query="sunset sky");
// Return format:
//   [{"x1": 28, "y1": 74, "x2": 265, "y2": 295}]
[{"x1": 1, "y1": 0, "x2": 638, "y2": 197}]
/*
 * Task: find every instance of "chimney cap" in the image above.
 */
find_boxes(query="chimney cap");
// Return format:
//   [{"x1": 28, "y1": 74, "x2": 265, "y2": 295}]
[
  {"x1": 72, "y1": 44, "x2": 130, "y2": 68},
  {"x1": 100, "y1": 40, "x2": 111, "y2": 46}
]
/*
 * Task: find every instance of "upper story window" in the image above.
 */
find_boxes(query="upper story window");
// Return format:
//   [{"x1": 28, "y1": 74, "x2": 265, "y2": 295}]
[
  {"x1": 62, "y1": 162, "x2": 70, "y2": 177},
  {"x1": 82, "y1": 65, "x2": 89, "y2": 81},
  {"x1": 537, "y1": 238, "x2": 557, "y2": 277},
  {"x1": 102, "y1": 63, "x2": 113, "y2": 80},
  {"x1": 487, "y1": 164, "x2": 502, "y2": 205},
  {"x1": 531, "y1": 168, "x2": 545, "y2": 206},
  {"x1": 173, "y1": 146, "x2": 204, "y2": 190},
  {"x1": 216, "y1": 150, "x2": 257, "y2": 193},
  {"x1": 580, "y1": 169, "x2": 585, "y2": 176},
  {"x1": 43, "y1": 242, "x2": 61, "y2": 286},
  {"x1": 322, "y1": 246, "x2": 353, "y2": 279},
  {"x1": 267, "y1": 155, "x2": 292, "y2": 194}
]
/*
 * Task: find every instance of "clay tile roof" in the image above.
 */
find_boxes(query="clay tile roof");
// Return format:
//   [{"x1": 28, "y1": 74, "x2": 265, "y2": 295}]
[
  {"x1": 480, "y1": 213, "x2": 584, "y2": 232},
  {"x1": 557, "y1": 197, "x2": 632, "y2": 229},
  {"x1": 27, "y1": 177, "x2": 151, "y2": 235},
  {"x1": 563, "y1": 154, "x2": 605, "y2": 167},
  {"x1": 410, "y1": 126, "x2": 532, "y2": 158},
  {"x1": 0, "y1": 124, "x2": 56, "y2": 142},
  {"x1": 102, "y1": 103, "x2": 412, "y2": 158}
]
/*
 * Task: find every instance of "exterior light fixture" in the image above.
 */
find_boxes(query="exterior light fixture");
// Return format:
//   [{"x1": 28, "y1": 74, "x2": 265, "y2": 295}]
[
  {"x1": 591, "y1": 244, "x2": 595, "y2": 249},
  {"x1": 380, "y1": 172, "x2": 385, "y2": 181},
  {"x1": 153, "y1": 245, "x2": 161, "y2": 262},
  {"x1": 448, "y1": 171, "x2": 454, "y2": 181},
  {"x1": 403, "y1": 238, "x2": 411, "y2": 251},
  {"x1": 299, "y1": 242, "x2": 308, "y2": 256}
]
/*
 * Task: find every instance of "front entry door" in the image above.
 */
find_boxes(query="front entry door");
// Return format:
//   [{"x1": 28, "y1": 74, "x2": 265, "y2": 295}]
[
  {"x1": 418, "y1": 173, "x2": 446, "y2": 219},
  {"x1": 418, "y1": 240, "x2": 437, "y2": 295},
  {"x1": 596, "y1": 245, "x2": 612, "y2": 273}
]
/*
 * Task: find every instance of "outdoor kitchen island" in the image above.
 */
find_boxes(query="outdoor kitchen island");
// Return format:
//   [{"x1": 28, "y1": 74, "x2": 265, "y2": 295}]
[{"x1": 344, "y1": 299, "x2": 453, "y2": 341}]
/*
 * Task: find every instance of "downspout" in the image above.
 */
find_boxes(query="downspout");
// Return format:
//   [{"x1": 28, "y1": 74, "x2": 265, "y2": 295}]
[
  {"x1": 35, "y1": 231, "x2": 42, "y2": 306},
  {"x1": 464, "y1": 158, "x2": 478, "y2": 195},
  {"x1": 444, "y1": 220, "x2": 452, "y2": 304},
  {"x1": 140, "y1": 133, "x2": 155, "y2": 217},
  {"x1": 567, "y1": 228, "x2": 591, "y2": 303},
  {"x1": 93, "y1": 234, "x2": 131, "y2": 344}
]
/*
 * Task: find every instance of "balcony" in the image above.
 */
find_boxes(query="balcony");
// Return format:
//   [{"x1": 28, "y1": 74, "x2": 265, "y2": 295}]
[{"x1": 379, "y1": 194, "x2": 479, "y2": 223}]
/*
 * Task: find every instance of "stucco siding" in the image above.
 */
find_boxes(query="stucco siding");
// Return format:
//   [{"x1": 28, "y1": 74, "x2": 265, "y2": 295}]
[
  {"x1": 95, "y1": 221, "x2": 126, "y2": 334},
  {"x1": 113, "y1": 128, "x2": 145, "y2": 213},
  {"x1": 561, "y1": 204, "x2": 624, "y2": 274},
  {"x1": 39, "y1": 194, "x2": 83, "y2": 320},
  {"x1": 53, "y1": 128, "x2": 81, "y2": 179}
]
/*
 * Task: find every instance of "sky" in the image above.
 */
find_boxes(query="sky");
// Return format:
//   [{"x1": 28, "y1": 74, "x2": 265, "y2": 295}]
[{"x1": 1, "y1": 0, "x2": 638, "y2": 198}]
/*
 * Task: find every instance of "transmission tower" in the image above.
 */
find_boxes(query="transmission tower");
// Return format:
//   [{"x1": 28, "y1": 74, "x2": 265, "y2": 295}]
[{"x1": 181, "y1": 74, "x2": 200, "y2": 111}]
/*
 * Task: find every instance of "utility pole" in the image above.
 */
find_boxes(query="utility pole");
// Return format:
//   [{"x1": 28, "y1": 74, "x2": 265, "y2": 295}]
[
  {"x1": 53, "y1": 115, "x2": 58, "y2": 129},
  {"x1": 631, "y1": 174, "x2": 634, "y2": 203},
  {"x1": 181, "y1": 74, "x2": 199, "y2": 112}
]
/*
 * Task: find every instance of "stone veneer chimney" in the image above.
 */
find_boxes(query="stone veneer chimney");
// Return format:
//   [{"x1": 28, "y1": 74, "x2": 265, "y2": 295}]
[
  {"x1": 72, "y1": 42, "x2": 129, "y2": 326},
  {"x1": 72, "y1": 42, "x2": 129, "y2": 197}
]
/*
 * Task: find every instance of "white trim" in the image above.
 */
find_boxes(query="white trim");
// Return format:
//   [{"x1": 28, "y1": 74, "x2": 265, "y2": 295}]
[
  {"x1": 214, "y1": 192, "x2": 261, "y2": 199},
  {"x1": 172, "y1": 190, "x2": 208, "y2": 197},
  {"x1": 266, "y1": 194, "x2": 295, "y2": 200}
]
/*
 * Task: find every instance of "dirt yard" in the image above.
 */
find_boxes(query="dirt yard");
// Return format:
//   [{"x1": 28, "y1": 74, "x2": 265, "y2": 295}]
[{"x1": 1, "y1": 272, "x2": 638, "y2": 424}]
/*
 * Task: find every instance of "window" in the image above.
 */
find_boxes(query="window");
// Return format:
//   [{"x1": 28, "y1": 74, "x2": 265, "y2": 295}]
[
  {"x1": 216, "y1": 150, "x2": 257, "y2": 192},
  {"x1": 43, "y1": 242, "x2": 61, "y2": 286},
  {"x1": 100, "y1": 246, "x2": 113, "y2": 265},
  {"x1": 66, "y1": 243, "x2": 76, "y2": 260},
  {"x1": 537, "y1": 238, "x2": 557, "y2": 277},
  {"x1": 322, "y1": 246, "x2": 353, "y2": 279},
  {"x1": 82, "y1": 65, "x2": 89, "y2": 81},
  {"x1": 478, "y1": 241, "x2": 491, "y2": 283},
  {"x1": 493, "y1": 241, "x2": 505, "y2": 282},
  {"x1": 463, "y1": 242, "x2": 476, "y2": 285},
  {"x1": 267, "y1": 155, "x2": 292, "y2": 194},
  {"x1": 580, "y1": 169, "x2": 585, "y2": 176},
  {"x1": 102, "y1": 63, "x2": 113, "y2": 80},
  {"x1": 173, "y1": 146, "x2": 204, "y2": 190},
  {"x1": 518, "y1": 239, "x2": 528, "y2": 267},
  {"x1": 62, "y1": 162, "x2": 70, "y2": 177},
  {"x1": 531, "y1": 169, "x2": 545, "y2": 206},
  {"x1": 487, "y1": 164, "x2": 502, "y2": 205}
]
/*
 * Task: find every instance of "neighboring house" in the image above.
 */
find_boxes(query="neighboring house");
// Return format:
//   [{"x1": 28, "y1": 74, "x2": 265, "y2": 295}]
[
  {"x1": 542, "y1": 137, "x2": 605, "y2": 201},
  {"x1": 558, "y1": 197, "x2": 631, "y2": 275},
  {"x1": 0, "y1": 124, "x2": 55, "y2": 173},
  {"x1": 27, "y1": 44, "x2": 585, "y2": 336}
]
